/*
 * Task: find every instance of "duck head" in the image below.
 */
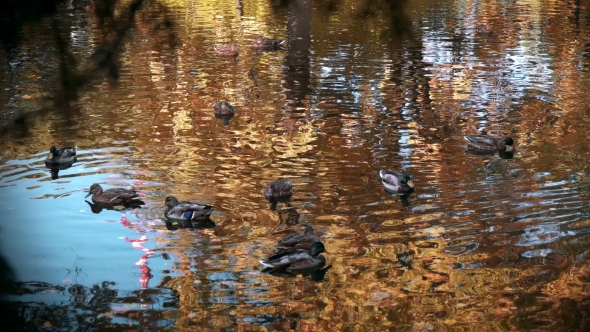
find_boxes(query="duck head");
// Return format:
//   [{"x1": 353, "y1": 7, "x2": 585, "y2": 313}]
[
  {"x1": 400, "y1": 173, "x2": 415, "y2": 189},
  {"x1": 48, "y1": 146, "x2": 58, "y2": 159},
  {"x1": 165, "y1": 196, "x2": 179, "y2": 207},
  {"x1": 85, "y1": 183, "x2": 103, "y2": 198},
  {"x1": 309, "y1": 241, "x2": 326, "y2": 256}
]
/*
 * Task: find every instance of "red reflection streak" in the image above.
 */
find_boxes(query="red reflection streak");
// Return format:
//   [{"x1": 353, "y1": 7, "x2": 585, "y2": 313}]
[{"x1": 120, "y1": 213, "x2": 154, "y2": 289}]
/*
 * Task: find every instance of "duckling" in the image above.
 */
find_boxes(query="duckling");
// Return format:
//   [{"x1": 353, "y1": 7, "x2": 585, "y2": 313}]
[
  {"x1": 214, "y1": 44, "x2": 239, "y2": 57},
  {"x1": 264, "y1": 179, "x2": 293, "y2": 200},
  {"x1": 85, "y1": 183, "x2": 142, "y2": 205},
  {"x1": 44, "y1": 146, "x2": 77, "y2": 166},
  {"x1": 213, "y1": 101, "x2": 235, "y2": 116},
  {"x1": 379, "y1": 170, "x2": 415, "y2": 194},
  {"x1": 164, "y1": 196, "x2": 214, "y2": 222},
  {"x1": 252, "y1": 36, "x2": 285, "y2": 49},
  {"x1": 259, "y1": 241, "x2": 326, "y2": 272},
  {"x1": 276, "y1": 225, "x2": 321, "y2": 251},
  {"x1": 464, "y1": 135, "x2": 514, "y2": 152}
]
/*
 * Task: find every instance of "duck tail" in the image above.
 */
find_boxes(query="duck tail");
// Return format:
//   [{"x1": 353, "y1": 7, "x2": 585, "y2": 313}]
[{"x1": 259, "y1": 260, "x2": 274, "y2": 268}]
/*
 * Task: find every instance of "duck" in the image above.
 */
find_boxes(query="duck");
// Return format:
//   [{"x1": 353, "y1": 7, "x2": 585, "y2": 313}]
[
  {"x1": 85, "y1": 183, "x2": 142, "y2": 205},
  {"x1": 164, "y1": 196, "x2": 214, "y2": 222},
  {"x1": 276, "y1": 225, "x2": 321, "y2": 251},
  {"x1": 259, "y1": 241, "x2": 326, "y2": 272},
  {"x1": 476, "y1": 24, "x2": 493, "y2": 35},
  {"x1": 464, "y1": 135, "x2": 514, "y2": 152},
  {"x1": 252, "y1": 36, "x2": 285, "y2": 49},
  {"x1": 379, "y1": 170, "x2": 415, "y2": 195},
  {"x1": 44, "y1": 146, "x2": 77, "y2": 166},
  {"x1": 213, "y1": 101, "x2": 235, "y2": 116},
  {"x1": 264, "y1": 179, "x2": 293, "y2": 200},
  {"x1": 214, "y1": 44, "x2": 239, "y2": 57}
]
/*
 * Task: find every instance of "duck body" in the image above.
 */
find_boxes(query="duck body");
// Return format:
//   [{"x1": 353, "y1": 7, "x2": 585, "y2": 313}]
[
  {"x1": 214, "y1": 44, "x2": 239, "y2": 57},
  {"x1": 264, "y1": 179, "x2": 293, "y2": 200},
  {"x1": 85, "y1": 183, "x2": 142, "y2": 205},
  {"x1": 213, "y1": 101, "x2": 235, "y2": 116},
  {"x1": 260, "y1": 241, "x2": 326, "y2": 271},
  {"x1": 252, "y1": 36, "x2": 285, "y2": 49},
  {"x1": 164, "y1": 196, "x2": 214, "y2": 222},
  {"x1": 379, "y1": 170, "x2": 415, "y2": 194},
  {"x1": 276, "y1": 225, "x2": 321, "y2": 251},
  {"x1": 464, "y1": 135, "x2": 514, "y2": 152},
  {"x1": 44, "y1": 146, "x2": 77, "y2": 166}
]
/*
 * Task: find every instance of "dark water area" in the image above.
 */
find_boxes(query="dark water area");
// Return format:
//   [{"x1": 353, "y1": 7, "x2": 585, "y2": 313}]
[{"x1": 1, "y1": 0, "x2": 590, "y2": 330}]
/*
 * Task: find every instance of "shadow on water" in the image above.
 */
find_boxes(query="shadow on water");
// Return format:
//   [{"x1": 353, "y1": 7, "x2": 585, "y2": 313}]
[
  {"x1": 1, "y1": 0, "x2": 177, "y2": 133},
  {"x1": 0, "y1": 227, "x2": 17, "y2": 329}
]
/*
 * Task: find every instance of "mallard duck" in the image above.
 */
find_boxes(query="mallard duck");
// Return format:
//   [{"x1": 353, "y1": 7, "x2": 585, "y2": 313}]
[
  {"x1": 214, "y1": 44, "x2": 239, "y2": 57},
  {"x1": 464, "y1": 135, "x2": 514, "y2": 152},
  {"x1": 85, "y1": 183, "x2": 142, "y2": 205},
  {"x1": 44, "y1": 146, "x2": 77, "y2": 166},
  {"x1": 276, "y1": 225, "x2": 321, "y2": 251},
  {"x1": 164, "y1": 196, "x2": 214, "y2": 222},
  {"x1": 379, "y1": 170, "x2": 415, "y2": 194},
  {"x1": 213, "y1": 101, "x2": 235, "y2": 116},
  {"x1": 476, "y1": 24, "x2": 493, "y2": 35},
  {"x1": 264, "y1": 179, "x2": 293, "y2": 200},
  {"x1": 252, "y1": 36, "x2": 285, "y2": 49},
  {"x1": 259, "y1": 241, "x2": 326, "y2": 271}
]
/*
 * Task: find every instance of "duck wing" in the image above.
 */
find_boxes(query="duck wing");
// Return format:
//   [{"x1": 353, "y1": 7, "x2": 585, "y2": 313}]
[
  {"x1": 288, "y1": 254, "x2": 325, "y2": 271},
  {"x1": 380, "y1": 171, "x2": 402, "y2": 192},
  {"x1": 167, "y1": 203, "x2": 214, "y2": 220},
  {"x1": 259, "y1": 249, "x2": 311, "y2": 269},
  {"x1": 58, "y1": 146, "x2": 77, "y2": 158},
  {"x1": 277, "y1": 232, "x2": 300, "y2": 247},
  {"x1": 464, "y1": 135, "x2": 497, "y2": 147},
  {"x1": 106, "y1": 188, "x2": 140, "y2": 202}
]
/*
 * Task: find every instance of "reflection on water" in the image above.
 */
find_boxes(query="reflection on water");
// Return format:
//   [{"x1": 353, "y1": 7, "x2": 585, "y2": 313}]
[{"x1": 2, "y1": 0, "x2": 590, "y2": 330}]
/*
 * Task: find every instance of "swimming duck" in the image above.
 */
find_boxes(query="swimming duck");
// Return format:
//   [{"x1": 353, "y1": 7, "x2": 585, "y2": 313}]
[
  {"x1": 264, "y1": 179, "x2": 293, "y2": 200},
  {"x1": 476, "y1": 24, "x2": 493, "y2": 35},
  {"x1": 276, "y1": 225, "x2": 321, "y2": 251},
  {"x1": 252, "y1": 36, "x2": 285, "y2": 49},
  {"x1": 213, "y1": 101, "x2": 235, "y2": 116},
  {"x1": 464, "y1": 135, "x2": 514, "y2": 152},
  {"x1": 214, "y1": 44, "x2": 239, "y2": 57},
  {"x1": 164, "y1": 196, "x2": 214, "y2": 222},
  {"x1": 379, "y1": 170, "x2": 415, "y2": 194},
  {"x1": 259, "y1": 241, "x2": 326, "y2": 272},
  {"x1": 44, "y1": 146, "x2": 77, "y2": 166},
  {"x1": 85, "y1": 183, "x2": 142, "y2": 205}
]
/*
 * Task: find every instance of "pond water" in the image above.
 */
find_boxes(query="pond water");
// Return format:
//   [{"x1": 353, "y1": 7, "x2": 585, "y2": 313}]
[{"x1": 1, "y1": 0, "x2": 590, "y2": 330}]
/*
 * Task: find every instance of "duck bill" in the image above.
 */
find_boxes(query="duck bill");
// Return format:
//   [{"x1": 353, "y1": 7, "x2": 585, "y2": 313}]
[
  {"x1": 84, "y1": 192, "x2": 92, "y2": 198},
  {"x1": 48, "y1": 153, "x2": 54, "y2": 159},
  {"x1": 407, "y1": 180, "x2": 415, "y2": 188},
  {"x1": 505, "y1": 146, "x2": 514, "y2": 152}
]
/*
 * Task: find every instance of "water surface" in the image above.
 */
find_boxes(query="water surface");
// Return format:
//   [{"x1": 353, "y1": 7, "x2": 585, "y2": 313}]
[{"x1": 1, "y1": 0, "x2": 590, "y2": 330}]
